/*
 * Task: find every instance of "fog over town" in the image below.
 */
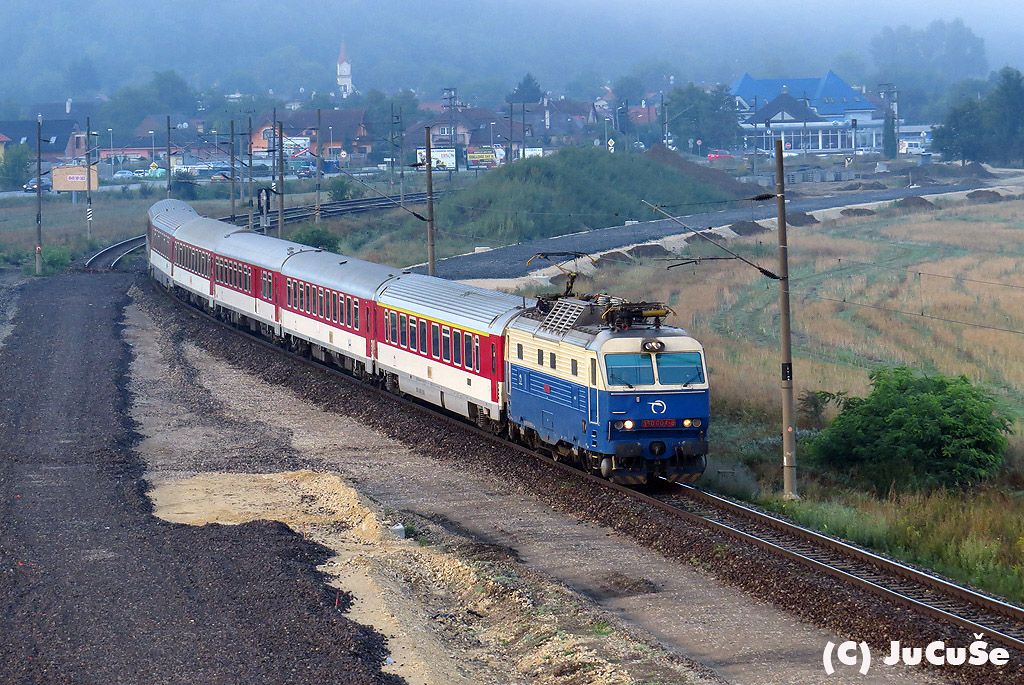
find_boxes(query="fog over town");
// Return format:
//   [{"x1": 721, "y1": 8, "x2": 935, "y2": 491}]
[{"x1": 2, "y1": 0, "x2": 1020, "y2": 109}]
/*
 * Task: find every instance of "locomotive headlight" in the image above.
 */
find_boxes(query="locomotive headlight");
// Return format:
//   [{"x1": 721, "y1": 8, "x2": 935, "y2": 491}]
[
  {"x1": 683, "y1": 418, "x2": 692, "y2": 428},
  {"x1": 641, "y1": 339, "x2": 666, "y2": 353},
  {"x1": 692, "y1": 418, "x2": 702, "y2": 428},
  {"x1": 623, "y1": 419, "x2": 636, "y2": 430},
  {"x1": 614, "y1": 420, "x2": 624, "y2": 430}
]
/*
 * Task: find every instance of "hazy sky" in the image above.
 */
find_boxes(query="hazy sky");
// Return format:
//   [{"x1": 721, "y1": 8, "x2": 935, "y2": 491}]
[{"x1": 2, "y1": 0, "x2": 1021, "y2": 105}]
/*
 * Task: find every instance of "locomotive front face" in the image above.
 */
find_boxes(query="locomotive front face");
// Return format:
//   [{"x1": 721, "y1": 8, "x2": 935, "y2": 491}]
[{"x1": 597, "y1": 333, "x2": 709, "y2": 484}]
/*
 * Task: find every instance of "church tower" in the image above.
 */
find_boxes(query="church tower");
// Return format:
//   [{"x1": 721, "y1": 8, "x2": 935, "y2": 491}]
[{"x1": 336, "y1": 42, "x2": 354, "y2": 98}]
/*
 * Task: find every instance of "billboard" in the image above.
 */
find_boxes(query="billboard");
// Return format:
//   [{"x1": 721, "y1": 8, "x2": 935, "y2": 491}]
[
  {"x1": 523, "y1": 147, "x2": 544, "y2": 159},
  {"x1": 415, "y1": 147, "x2": 456, "y2": 171},
  {"x1": 466, "y1": 146, "x2": 498, "y2": 170},
  {"x1": 52, "y1": 166, "x2": 99, "y2": 192}
]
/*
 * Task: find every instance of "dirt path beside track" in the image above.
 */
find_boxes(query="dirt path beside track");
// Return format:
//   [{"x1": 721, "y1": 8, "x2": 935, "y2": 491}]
[{"x1": 0, "y1": 273, "x2": 396, "y2": 685}]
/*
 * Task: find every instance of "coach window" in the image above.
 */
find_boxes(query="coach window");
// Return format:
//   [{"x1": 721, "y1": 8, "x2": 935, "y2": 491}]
[
  {"x1": 537, "y1": 348, "x2": 544, "y2": 365},
  {"x1": 331, "y1": 293, "x2": 338, "y2": 322},
  {"x1": 245, "y1": 267, "x2": 251, "y2": 292},
  {"x1": 453, "y1": 330, "x2": 462, "y2": 365},
  {"x1": 389, "y1": 311, "x2": 398, "y2": 343},
  {"x1": 353, "y1": 300, "x2": 359, "y2": 330},
  {"x1": 318, "y1": 289, "x2": 325, "y2": 318},
  {"x1": 431, "y1": 323, "x2": 440, "y2": 359},
  {"x1": 492, "y1": 345, "x2": 497, "y2": 373},
  {"x1": 516, "y1": 343, "x2": 523, "y2": 360},
  {"x1": 474, "y1": 336, "x2": 480, "y2": 371},
  {"x1": 464, "y1": 333, "x2": 473, "y2": 369},
  {"x1": 549, "y1": 352, "x2": 556, "y2": 370},
  {"x1": 345, "y1": 296, "x2": 352, "y2": 327},
  {"x1": 399, "y1": 314, "x2": 408, "y2": 348},
  {"x1": 298, "y1": 283, "x2": 304, "y2": 311},
  {"x1": 286, "y1": 280, "x2": 292, "y2": 306},
  {"x1": 441, "y1": 327, "x2": 451, "y2": 362},
  {"x1": 571, "y1": 359, "x2": 578, "y2": 376},
  {"x1": 418, "y1": 320, "x2": 427, "y2": 354},
  {"x1": 409, "y1": 317, "x2": 417, "y2": 351},
  {"x1": 305, "y1": 285, "x2": 312, "y2": 313}
]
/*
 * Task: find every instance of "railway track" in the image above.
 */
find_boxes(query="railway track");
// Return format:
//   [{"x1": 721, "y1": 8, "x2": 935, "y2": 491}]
[
  {"x1": 155, "y1": 282, "x2": 1024, "y2": 656},
  {"x1": 85, "y1": 192, "x2": 432, "y2": 271}
]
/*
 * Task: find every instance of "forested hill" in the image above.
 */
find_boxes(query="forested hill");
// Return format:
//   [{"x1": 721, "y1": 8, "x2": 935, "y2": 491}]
[{"x1": 433, "y1": 147, "x2": 744, "y2": 244}]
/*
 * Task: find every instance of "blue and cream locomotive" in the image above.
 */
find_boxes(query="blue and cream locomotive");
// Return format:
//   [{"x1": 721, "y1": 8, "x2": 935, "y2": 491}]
[{"x1": 505, "y1": 297, "x2": 709, "y2": 484}]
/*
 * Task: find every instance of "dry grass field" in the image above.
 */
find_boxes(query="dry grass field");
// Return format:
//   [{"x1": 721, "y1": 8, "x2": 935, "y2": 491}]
[{"x1": 568, "y1": 198, "x2": 1024, "y2": 601}]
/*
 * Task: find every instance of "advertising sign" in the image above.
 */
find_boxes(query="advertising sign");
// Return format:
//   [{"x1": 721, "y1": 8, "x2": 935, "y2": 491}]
[
  {"x1": 52, "y1": 166, "x2": 98, "y2": 192},
  {"x1": 523, "y1": 147, "x2": 544, "y2": 159},
  {"x1": 415, "y1": 147, "x2": 456, "y2": 171},
  {"x1": 466, "y1": 146, "x2": 498, "y2": 169}
]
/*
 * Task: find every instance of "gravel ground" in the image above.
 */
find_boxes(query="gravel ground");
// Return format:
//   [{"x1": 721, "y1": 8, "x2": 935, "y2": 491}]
[
  {"x1": 0, "y1": 273, "x2": 398, "y2": 685},
  {"x1": 142, "y1": 280, "x2": 1023, "y2": 685}
]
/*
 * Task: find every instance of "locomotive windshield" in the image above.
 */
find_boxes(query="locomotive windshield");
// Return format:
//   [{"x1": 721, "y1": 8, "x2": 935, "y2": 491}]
[
  {"x1": 605, "y1": 353, "x2": 654, "y2": 386},
  {"x1": 655, "y1": 352, "x2": 705, "y2": 385},
  {"x1": 605, "y1": 351, "x2": 705, "y2": 387}
]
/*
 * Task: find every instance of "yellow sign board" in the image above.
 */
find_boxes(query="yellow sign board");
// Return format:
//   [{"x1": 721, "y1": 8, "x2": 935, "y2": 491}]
[{"x1": 52, "y1": 165, "x2": 99, "y2": 192}]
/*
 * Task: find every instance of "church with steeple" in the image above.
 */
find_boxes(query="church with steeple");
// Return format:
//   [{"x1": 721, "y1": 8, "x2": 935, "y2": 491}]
[{"x1": 336, "y1": 43, "x2": 355, "y2": 98}]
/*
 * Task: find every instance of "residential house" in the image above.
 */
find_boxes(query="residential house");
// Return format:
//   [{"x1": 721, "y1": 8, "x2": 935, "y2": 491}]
[
  {"x1": 0, "y1": 119, "x2": 81, "y2": 162},
  {"x1": 251, "y1": 109, "x2": 371, "y2": 164}
]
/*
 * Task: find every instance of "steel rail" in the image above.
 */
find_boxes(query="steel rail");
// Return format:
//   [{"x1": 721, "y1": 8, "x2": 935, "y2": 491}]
[
  {"x1": 85, "y1": 192, "x2": 434, "y2": 271},
  {"x1": 156, "y1": 282, "x2": 1024, "y2": 654}
]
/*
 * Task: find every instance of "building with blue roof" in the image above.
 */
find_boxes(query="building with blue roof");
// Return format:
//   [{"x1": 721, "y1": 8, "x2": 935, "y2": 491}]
[{"x1": 731, "y1": 72, "x2": 892, "y2": 154}]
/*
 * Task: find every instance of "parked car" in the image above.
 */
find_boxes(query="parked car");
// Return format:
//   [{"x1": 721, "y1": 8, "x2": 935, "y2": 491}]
[
  {"x1": 706, "y1": 149, "x2": 734, "y2": 161},
  {"x1": 22, "y1": 177, "x2": 52, "y2": 193},
  {"x1": 132, "y1": 169, "x2": 147, "y2": 178},
  {"x1": 295, "y1": 167, "x2": 316, "y2": 178},
  {"x1": 112, "y1": 170, "x2": 135, "y2": 181}
]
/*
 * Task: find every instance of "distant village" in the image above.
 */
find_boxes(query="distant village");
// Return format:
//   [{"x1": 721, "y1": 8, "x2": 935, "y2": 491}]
[{"x1": 0, "y1": 42, "x2": 934, "y2": 184}]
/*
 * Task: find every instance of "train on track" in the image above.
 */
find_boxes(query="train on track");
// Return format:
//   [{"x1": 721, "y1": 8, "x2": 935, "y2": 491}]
[{"x1": 147, "y1": 199, "x2": 710, "y2": 484}]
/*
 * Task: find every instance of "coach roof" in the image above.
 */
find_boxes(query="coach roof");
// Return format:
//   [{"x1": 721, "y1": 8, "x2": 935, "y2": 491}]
[
  {"x1": 148, "y1": 199, "x2": 199, "y2": 235},
  {"x1": 377, "y1": 273, "x2": 533, "y2": 334},
  {"x1": 281, "y1": 249, "x2": 397, "y2": 300}
]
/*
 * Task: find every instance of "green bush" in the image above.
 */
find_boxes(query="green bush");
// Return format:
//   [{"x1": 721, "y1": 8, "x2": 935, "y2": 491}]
[
  {"x1": 290, "y1": 225, "x2": 340, "y2": 252},
  {"x1": 327, "y1": 176, "x2": 357, "y2": 201},
  {"x1": 810, "y1": 366, "x2": 1012, "y2": 493},
  {"x1": 21, "y1": 246, "x2": 72, "y2": 276}
]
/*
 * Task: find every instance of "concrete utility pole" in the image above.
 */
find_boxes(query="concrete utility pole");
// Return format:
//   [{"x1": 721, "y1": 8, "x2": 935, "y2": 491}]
[
  {"x1": 229, "y1": 119, "x2": 237, "y2": 223},
  {"x1": 277, "y1": 121, "x2": 285, "y2": 238},
  {"x1": 165, "y1": 116, "x2": 172, "y2": 197},
  {"x1": 398, "y1": 106, "x2": 405, "y2": 207},
  {"x1": 247, "y1": 116, "x2": 254, "y2": 231},
  {"x1": 425, "y1": 127, "x2": 435, "y2": 276},
  {"x1": 34, "y1": 115, "x2": 42, "y2": 276},
  {"x1": 315, "y1": 108, "x2": 322, "y2": 224},
  {"x1": 85, "y1": 116, "x2": 93, "y2": 241},
  {"x1": 774, "y1": 138, "x2": 798, "y2": 500}
]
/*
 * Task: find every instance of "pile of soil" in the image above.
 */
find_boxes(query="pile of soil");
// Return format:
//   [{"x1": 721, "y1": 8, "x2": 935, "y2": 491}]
[
  {"x1": 966, "y1": 189, "x2": 1004, "y2": 203},
  {"x1": 893, "y1": 195, "x2": 935, "y2": 211},
  {"x1": 646, "y1": 144, "x2": 751, "y2": 198},
  {"x1": 965, "y1": 161, "x2": 996, "y2": 178},
  {"x1": 838, "y1": 182, "x2": 863, "y2": 191},
  {"x1": 593, "y1": 251, "x2": 631, "y2": 268},
  {"x1": 626, "y1": 243, "x2": 671, "y2": 259},
  {"x1": 785, "y1": 212, "x2": 819, "y2": 226},
  {"x1": 860, "y1": 180, "x2": 887, "y2": 190},
  {"x1": 728, "y1": 220, "x2": 770, "y2": 236},
  {"x1": 840, "y1": 207, "x2": 876, "y2": 217}
]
